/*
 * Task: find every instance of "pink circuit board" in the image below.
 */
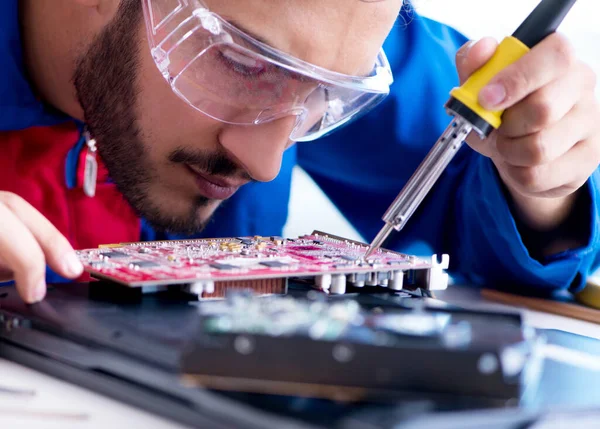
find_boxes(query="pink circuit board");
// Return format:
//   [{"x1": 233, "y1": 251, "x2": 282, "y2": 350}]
[{"x1": 76, "y1": 231, "x2": 441, "y2": 290}]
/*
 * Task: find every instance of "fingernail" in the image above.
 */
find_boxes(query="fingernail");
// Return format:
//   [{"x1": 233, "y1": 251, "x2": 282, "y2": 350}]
[
  {"x1": 458, "y1": 40, "x2": 476, "y2": 60},
  {"x1": 29, "y1": 279, "x2": 46, "y2": 303},
  {"x1": 480, "y1": 83, "x2": 507, "y2": 108},
  {"x1": 465, "y1": 39, "x2": 477, "y2": 52},
  {"x1": 63, "y1": 252, "x2": 84, "y2": 277}
]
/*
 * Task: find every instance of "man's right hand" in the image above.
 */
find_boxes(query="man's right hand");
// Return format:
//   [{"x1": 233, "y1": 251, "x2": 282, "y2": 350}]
[{"x1": 0, "y1": 192, "x2": 83, "y2": 303}]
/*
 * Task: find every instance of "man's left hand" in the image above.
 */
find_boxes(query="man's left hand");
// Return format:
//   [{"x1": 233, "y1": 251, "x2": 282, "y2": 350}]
[{"x1": 456, "y1": 35, "x2": 600, "y2": 235}]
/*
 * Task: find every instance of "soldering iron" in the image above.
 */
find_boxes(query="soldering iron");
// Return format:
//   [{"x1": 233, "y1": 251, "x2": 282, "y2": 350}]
[{"x1": 365, "y1": 0, "x2": 578, "y2": 258}]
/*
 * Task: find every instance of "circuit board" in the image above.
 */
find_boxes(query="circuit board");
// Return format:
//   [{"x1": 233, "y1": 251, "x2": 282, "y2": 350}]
[{"x1": 77, "y1": 231, "x2": 449, "y2": 295}]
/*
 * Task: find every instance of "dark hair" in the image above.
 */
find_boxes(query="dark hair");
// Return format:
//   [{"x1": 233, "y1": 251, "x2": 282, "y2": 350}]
[{"x1": 118, "y1": 0, "x2": 143, "y2": 22}]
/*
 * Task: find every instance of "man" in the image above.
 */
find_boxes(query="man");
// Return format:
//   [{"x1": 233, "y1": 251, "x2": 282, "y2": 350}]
[{"x1": 1, "y1": 0, "x2": 599, "y2": 303}]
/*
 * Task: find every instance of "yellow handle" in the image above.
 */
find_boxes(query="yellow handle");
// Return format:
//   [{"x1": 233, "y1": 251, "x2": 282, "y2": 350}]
[
  {"x1": 450, "y1": 36, "x2": 530, "y2": 129},
  {"x1": 576, "y1": 281, "x2": 600, "y2": 310}
]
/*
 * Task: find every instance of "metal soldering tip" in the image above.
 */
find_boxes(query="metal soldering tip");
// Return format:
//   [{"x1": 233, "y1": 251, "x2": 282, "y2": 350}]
[
  {"x1": 364, "y1": 223, "x2": 394, "y2": 259},
  {"x1": 363, "y1": 246, "x2": 376, "y2": 260}
]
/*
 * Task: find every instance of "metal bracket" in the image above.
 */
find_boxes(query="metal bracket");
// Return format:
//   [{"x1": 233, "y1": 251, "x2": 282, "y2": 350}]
[{"x1": 427, "y1": 254, "x2": 450, "y2": 291}]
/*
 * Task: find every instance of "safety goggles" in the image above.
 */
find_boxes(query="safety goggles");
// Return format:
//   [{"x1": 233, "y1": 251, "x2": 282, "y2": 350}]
[{"x1": 142, "y1": 0, "x2": 393, "y2": 142}]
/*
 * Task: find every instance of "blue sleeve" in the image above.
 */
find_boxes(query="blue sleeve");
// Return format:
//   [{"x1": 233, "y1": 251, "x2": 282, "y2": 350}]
[
  {"x1": 0, "y1": 0, "x2": 68, "y2": 131},
  {"x1": 296, "y1": 11, "x2": 600, "y2": 293}
]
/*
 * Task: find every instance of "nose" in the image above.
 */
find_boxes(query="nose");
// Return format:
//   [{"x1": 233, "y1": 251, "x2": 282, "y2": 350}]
[{"x1": 218, "y1": 116, "x2": 297, "y2": 182}]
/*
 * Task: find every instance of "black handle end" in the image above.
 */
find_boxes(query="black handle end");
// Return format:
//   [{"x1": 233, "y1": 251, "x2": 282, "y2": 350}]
[{"x1": 512, "y1": 0, "x2": 577, "y2": 48}]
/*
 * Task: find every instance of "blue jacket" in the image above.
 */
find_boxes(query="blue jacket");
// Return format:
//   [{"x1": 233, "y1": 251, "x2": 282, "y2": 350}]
[{"x1": 2, "y1": 1, "x2": 599, "y2": 293}]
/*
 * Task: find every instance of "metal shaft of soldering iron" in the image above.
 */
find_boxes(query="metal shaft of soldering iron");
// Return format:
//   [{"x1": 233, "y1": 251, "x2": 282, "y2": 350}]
[
  {"x1": 364, "y1": 0, "x2": 578, "y2": 259},
  {"x1": 365, "y1": 118, "x2": 473, "y2": 258}
]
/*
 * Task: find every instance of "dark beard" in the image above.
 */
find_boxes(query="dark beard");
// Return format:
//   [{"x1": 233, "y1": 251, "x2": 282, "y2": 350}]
[{"x1": 71, "y1": 1, "x2": 216, "y2": 235}]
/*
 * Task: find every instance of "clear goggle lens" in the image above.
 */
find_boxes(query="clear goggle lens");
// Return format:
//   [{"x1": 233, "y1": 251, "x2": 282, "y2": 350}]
[{"x1": 143, "y1": 0, "x2": 393, "y2": 142}]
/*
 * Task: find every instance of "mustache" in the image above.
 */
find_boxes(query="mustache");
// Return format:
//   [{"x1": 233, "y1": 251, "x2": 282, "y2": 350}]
[{"x1": 169, "y1": 148, "x2": 252, "y2": 180}]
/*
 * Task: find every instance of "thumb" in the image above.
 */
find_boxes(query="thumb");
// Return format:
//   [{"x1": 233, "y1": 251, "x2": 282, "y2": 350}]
[{"x1": 456, "y1": 37, "x2": 499, "y2": 84}]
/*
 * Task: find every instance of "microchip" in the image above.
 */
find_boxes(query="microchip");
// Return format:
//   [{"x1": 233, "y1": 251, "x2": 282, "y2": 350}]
[
  {"x1": 313, "y1": 240, "x2": 323, "y2": 245},
  {"x1": 210, "y1": 263, "x2": 239, "y2": 270},
  {"x1": 339, "y1": 255, "x2": 358, "y2": 262},
  {"x1": 129, "y1": 260, "x2": 160, "y2": 269},
  {"x1": 259, "y1": 260, "x2": 289, "y2": 268},
  {"x1": 240, "y1": 239, "x2": 254, "y2": 246},
  {"x1": 270, "y1": 236, "x2": 284, "y2": 242},
  {"x1": 101, "y1": 251, "x2": 128, "y2": 259}
]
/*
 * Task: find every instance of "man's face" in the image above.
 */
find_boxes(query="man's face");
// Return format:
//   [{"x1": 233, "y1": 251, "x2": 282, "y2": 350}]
[{"x1": 73, "y1": 0, "x2": 402, "y2": 234}]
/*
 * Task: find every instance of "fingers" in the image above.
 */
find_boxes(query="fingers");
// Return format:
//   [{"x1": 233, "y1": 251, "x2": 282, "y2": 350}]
[
  {"x1": 479, "y1": 33, "x2": 577, "y2": 111},
  {"x1": 456, "y1": 37, "x2": 499, "y2": 84},
  {"x1": 0, "y1": 192, "x2": 83, "y2": 303},
  {"x1": 0, "y1": 202, "x2": 46, "y2": 303},
  {"x1": 466, "y1": 131, "x2": 499, "y2": 159},
  {"x1": 495, "y1": 96, "x2": 600, "y2": 167},
  {"x1": 498, "y1": 135, "x2": 600, "y2": 198},
  {"x1": 500, "y1": 61, "x2": 597, "y2": 137},
  {"x1": 459, "y1": 32, "x2": 600, "y2": 234}
]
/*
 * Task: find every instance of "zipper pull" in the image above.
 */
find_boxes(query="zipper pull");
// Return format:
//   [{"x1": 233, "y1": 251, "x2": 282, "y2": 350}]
[{"x1": 83, "y1": 130, "x2": 98, "y2": 198}]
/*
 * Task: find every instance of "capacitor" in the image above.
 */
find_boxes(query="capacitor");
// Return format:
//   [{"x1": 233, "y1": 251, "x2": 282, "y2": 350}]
[
  {"x1": 255, "y1": 242, "x2": 266, "y2": 251},
  {"x1": 228, "y1": 244, "x2": 242, "y2": 252},
  {"x1": 330, "y1": 274, "x2": 347, "y2": 295},
  {"x1": 315, "y1": 274, "x2": 332, "y2": 290},
  {"x1": 389, "y1": 271, "x2": 404, "y2": 291},
  {"x1": 189, "y1": 280, "x2": 215, "y2": 297}
]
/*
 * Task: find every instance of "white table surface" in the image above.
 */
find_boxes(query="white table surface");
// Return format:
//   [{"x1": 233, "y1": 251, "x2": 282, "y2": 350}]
[
  {"x1": 1, "y1": 285, "x2": 599, "y2": 428},
  {"x1": 0, "y1": 358, "x2": 187, "y2": 429}
]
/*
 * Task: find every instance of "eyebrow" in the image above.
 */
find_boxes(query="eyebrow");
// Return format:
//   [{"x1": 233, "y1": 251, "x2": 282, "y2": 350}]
[
  {"x1": 223, "y1": 18, "x2": 274, "y2": 48},
  {"x1": 223, "y1": 17, "x2": 376, "y2": 79}
]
